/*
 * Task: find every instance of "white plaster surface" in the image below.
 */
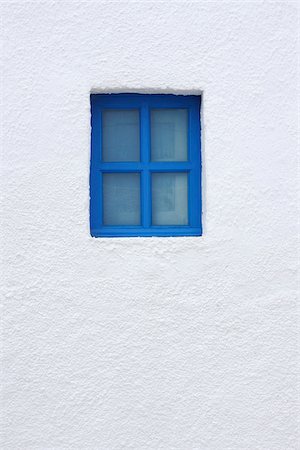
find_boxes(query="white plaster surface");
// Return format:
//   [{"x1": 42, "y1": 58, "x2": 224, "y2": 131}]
[{"x1": 1, "y1": 1, "x2": 298, "y2": 449}]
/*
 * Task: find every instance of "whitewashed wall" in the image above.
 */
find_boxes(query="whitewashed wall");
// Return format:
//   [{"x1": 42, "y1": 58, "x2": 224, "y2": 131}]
[{"x1": 2, "y1": 2, "x2": 298, "y2": 449}]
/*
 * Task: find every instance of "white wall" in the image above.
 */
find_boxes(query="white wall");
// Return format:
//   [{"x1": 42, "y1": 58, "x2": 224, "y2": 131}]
[{"x1": 1, "y1": 2, "x2": 298, "y2": 449}]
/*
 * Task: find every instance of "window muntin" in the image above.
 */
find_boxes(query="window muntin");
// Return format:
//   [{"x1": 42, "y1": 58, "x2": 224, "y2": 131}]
[{"x1": 90, "y1": 94, "x2": 201, "y2": 237}]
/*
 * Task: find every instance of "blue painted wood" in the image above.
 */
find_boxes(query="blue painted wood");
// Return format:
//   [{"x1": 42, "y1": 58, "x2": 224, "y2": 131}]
[
  {"x1": 90, "y1": 93, "x2": 202, "y2": 237},
  {"x1": 141, "y1": 103, "x2": 151, "y2": 228}
]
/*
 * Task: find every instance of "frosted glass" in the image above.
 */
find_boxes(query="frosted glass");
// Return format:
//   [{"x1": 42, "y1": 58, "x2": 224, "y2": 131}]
[
  {"x1": 102, "y1": 110, "x2": 140, "y2": 161},
  {"x1": 103, "y1": 173, "x2": 140, "y2": 225},
  {"x1": 152, "y1": 173, "x2": 188, "y2": 225},
  {"x1": 151, "y1": 109, "x2": 188, "y2": 161}
]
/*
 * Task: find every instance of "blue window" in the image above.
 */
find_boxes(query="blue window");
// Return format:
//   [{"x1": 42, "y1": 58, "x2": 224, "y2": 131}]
[{"x1": 90, "y1": 94, "x2": 202, "y2": 237}]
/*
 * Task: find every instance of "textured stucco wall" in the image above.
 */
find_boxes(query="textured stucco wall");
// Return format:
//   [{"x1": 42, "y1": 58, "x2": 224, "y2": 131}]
[{"x1": 1, "y1": 1, "x2": 298, "y2": 449}]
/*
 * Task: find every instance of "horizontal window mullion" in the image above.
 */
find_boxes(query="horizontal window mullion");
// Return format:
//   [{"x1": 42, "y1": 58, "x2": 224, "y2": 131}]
[
  {"x1": 94, "y1": 163, "x2": 196, "y2": 171},
  {"x1": 97, "y1": 164, "x2": 198, "y2": 172}
]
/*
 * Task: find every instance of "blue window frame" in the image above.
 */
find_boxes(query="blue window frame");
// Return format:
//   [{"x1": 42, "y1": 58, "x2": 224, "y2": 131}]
[{"x1": 90, "y1": 93, "x2": 202, "y2": 237}]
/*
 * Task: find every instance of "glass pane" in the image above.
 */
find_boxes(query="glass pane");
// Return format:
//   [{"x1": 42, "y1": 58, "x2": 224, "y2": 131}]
[
  {"x1": 102, "y1": 110, "x2": 140, "y2": 161},
  {"x1": 103, "y1": 173, "x2": 140, "y2": 225},
  {"x1": 151, "y1": 109, "x2": 188, "y2": 161},
  {"x1": 152, "y1": 173, "x2": 188, "y2": 225}
]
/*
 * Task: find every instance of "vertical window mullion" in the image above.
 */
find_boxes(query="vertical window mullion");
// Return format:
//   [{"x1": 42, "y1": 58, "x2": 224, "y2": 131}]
[
  {"x1": 141, "y1": 103, "x2": 151, "y2": 228},
  {"x1": 187, "y1": 107, "x2": 192, "y2": 226}
]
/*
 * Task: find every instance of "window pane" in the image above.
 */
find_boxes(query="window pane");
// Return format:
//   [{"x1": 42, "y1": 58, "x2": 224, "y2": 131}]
[
  {"x1": 152, "y1": 173, "x2": 188, "y2": 225},
  {"x1": 151, "y1": 109, "x2": 188, "y2": 161},
  {"x1": 102, "y1": 110, "x2": 140, "y2": 161},
  {"x1": 103, "y1": 173, "x2": 140, "y2": 225}
]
